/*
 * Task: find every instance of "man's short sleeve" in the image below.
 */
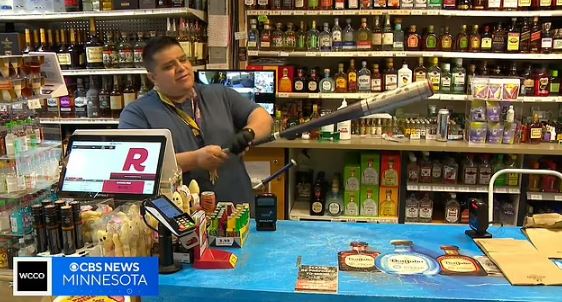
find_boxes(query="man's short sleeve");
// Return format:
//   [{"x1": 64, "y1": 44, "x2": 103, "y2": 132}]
[
  {"x1": 223, "y1": 86, "x2": 260, "y2": 130},
  {"x1": 119, "y1": 104, "x2": 149, "y2": 129}
]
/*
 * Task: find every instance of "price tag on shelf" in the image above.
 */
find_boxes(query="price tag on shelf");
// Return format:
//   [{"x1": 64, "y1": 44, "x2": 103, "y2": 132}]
[
  {"x1": 555, "y1": 195, "x2": 562, "y2": 201},
  {"x1": 277, "y1": 92, "x2": 289, "y2": 98},
  {"x1": 419, "y1": 185, "x2": 432, "y2": 191},
  {"x1": 371, "y1": 10, "x2": 383, "y2": 15},
  {"x1": 270, "y1": 11, "x2": 281, "y2": 15},
  {"x1": 234, "y1": 31, "x2": 247, "y2": 41},
  {"x1": 530, "y1": 194, "x2": 542, "y2": 200},
  {"x1": 346, "y1": 218, "x2": 357, "y2": 223},
  {"x1": 307, "y1": 93, "x2": 317, "y2": 98},
  {"x1": 508, "y1": 188, "x2": 519, "y2": 194},
  {"x1": 305, "y1": 52, "x2": 318, "y2": 57},
  {"x1": 12, "y1": 103, "x2": 23, "y2": 110},
  {"x1": 356, "y1": 51, "x2": 369, "y2": 57},
  {"x1": 278, "y1": 51, "x2": 290, "y2": 57},
  {"x1": 215, "y1": 237, "x2": 234, "y2": 247},
  {"x1": 27, "y1": 98, "x2": 42, "y2": 109},
  {"x1": 394, "y1": 52, "x2": 407, "y2": 57},
  {"x1": 280, "y1": 11, "x2": 291, "y2": 15},
  {"x1": 247, "y1": 50, "x2": 259, "y2": 56},
  {"x1": 433, "y1": 186, "x2": 445, "y2": 191},
  {"x1": 427, "y1": 9, "x2": 439, "y2": 15},
  {"x1": 422, "y1": 52, "x2": 435, "y2": 57},
  {"x1": 407, "y1": 184, "x2": 419, "y2": 191},
  {"x1": 495, "y1": 188, "x2": 508, "y2": 193},
  {"x1": 458, "y1": 186, "x2": 470, "y2": 192}
]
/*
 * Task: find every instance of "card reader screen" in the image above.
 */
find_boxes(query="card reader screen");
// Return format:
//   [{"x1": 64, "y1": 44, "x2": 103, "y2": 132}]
[{"x1": 152, "y1": 197, "x2": 182, "y2": 218}]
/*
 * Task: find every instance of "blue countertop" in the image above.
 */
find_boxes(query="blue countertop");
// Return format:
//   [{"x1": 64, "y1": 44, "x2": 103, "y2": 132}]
[{"x1": 147, "y1": 220, "x2": 562, "y2": 302}]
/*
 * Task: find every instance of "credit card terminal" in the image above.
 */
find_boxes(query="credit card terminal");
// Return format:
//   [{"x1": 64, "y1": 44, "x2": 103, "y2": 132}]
[{"x1": 143, "y1": 195, "x2": 196, "y2": 237}]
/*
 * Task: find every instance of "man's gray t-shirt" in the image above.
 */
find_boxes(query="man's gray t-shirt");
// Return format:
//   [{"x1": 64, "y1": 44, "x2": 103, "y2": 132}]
[{"x1": 119, "y1": 83, "x2": 259, "y2": 203}]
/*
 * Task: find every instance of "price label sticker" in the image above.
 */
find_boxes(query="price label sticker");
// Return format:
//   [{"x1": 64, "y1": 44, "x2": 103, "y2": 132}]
[
  {"x1": 277, "y1": 92, "x2": 289, "y2": 98},
  {"x1": 530, "y1": 194, "x2": 542, "y2": 200},
  {"x1": 247, "y1": 50, "x2": 259, "y2": 56},
  {"x1": 407, "y1": 184, "x2": 419, "y2": 191},
  {"x1": 433, "y1": 186, "x2": 445, "y2": 191},
  {"x1": 420, "y1": 185, "x2": 432, "y2": 191},
  {"x1": 306, "y1": 52, "x2": 318, "y2": 57},
  {"x1": 495, "y1": 188, "x2": 508, "y2": 193},
  {"x1": 270, "y1": 10, "x2": 281, "y2": 15},
  {"x1": 12, "y1": 103, "x2": 24, "y2": 110},
  {"x1": 394, "y1": 52, "x2": 407, "y2": 57},
  {"x1": 280, "y1": 10, "x2": 291, "y2": 15},
  {"x1": 371, "y1": 10, "x2": 383, "y2": 15},
  {"x1": 422, "y1": 52, "x2": 434, "y2": 57},
  {"x1": 27, "y1": 98, "x2": 42, "y2": 109},
  {"x1": 427, "y1": 9, "x2": 439, "y2": 15},
  {"x1": 555, "y1": 195, "x2": 562, "y2": 201},
  {"x1": 459, "y1": 186, "x2": 470, "y2": 192},
  {"x1": 234, "y1": 31, "x2": 247, "y2": 41},
  {"x1": 215, "y1": 237, "x2": 235, "y2": 246},
  {"x1": 508, "y1": 188, "x2": 519, "y2": 194},
  {"x1": 346, "y1": 218, "x2": 357, "y2": 223},
  {"x1": 279, "y1": 51, "x2": 290, "y2": 57}
]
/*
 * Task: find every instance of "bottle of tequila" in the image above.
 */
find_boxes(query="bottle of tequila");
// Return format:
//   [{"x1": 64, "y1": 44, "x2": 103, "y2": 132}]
[
  {"x1": 332, "y1": 18, "x2": 343, "y2": 51},
  {"x1": 371, "y1": 16, "x2": 383, "y2": 51},
  {"x1": 294, "y1": 68, "x2": 307, "y2": 92},
  {"x1": 382, "y1": 15, "x2": 393, "y2": 51},
  {"x1": 320, "y1": 68, "x2": 335, "y2": 93},
  {"x1": 428, "y1": 57, "x2": 441, "y2": 93},
  {"x1": 306, "y1": 20, "x2": 320, "y2": 51},
  {"x1": 393, "y1": 19, "x2": 404, "y2": 51},
  {"x1": 284, "y1": 22, "x2": 297, "y2": 51},
  {"x1": 452, "y1": 58, "x2": 466, "y2": 94},
  {"x1": 358, "y1": 60, "x2": 372, "y2": 92},
  {"x1": 343, "y1": 18, "x2": 356, "y2": 50},
  {"x1": 335, "y1": 63, "x2": 348, "y2": 93},
  {"x1": 296, "y1": 21, "x2": 307, "y2": 51},
  {"x1": 260, "y1": 20, "x2": 272, "y2": 50},
  {"x1": 348, "y1": 59, "x2": 358, "y2": 92},
  {"x1": 357, "y1": 18, "x2": 371, "y2": 50},
  {"x1": 272, "y1": 22, "x2": 285, "y2": 49},
  {"x1": 319, "y1": 22, "x2": 332, "y2": 52},
  {"x1": 247, "y1": 19, "x2": 259, "y2": 50},
  {"x1": 380, "y1": 189, "x2": 397, "y2": 217},
  {"x1": 308, "y1": 68, "x2": 319, "y2": 92}
]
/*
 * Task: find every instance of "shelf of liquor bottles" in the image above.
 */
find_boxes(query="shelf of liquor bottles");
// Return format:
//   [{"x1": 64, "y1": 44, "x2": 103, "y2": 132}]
[
  {"x1": 406, "y1": 183, "x2": 520, "y2": 193},
  {"x1": 526, "y1": 192, "x2": 562, "y2": 201},
  {"x1": 248, "y1": 50, "x2": 562, "y2": 60},
  {"x1": 276, "y1": 92, "x2": 562, "y2": 102},
  {"x1": 247, "y1": 9, "x2": 562, "y2": 17},
  {"x1": 39, "y1": 118, "x2": 119, "y2": 124},
  {"x1": 0, "y1": 7, "x2": 207, "y2": 22},
  {"x1": 59, "y1": 65, "x2": 206, "y2": 76},
  {"x1": 289, "y1": 200, "x2": 399, "y2": 223},
  {"x1": 259, "y1": 137, "x2": 562, "y2": 156}
]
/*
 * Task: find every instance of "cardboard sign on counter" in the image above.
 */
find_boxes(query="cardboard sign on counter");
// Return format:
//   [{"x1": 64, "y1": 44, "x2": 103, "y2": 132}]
[{"x1": 523, "y1": 228, "x2": 562, "y2": 259}]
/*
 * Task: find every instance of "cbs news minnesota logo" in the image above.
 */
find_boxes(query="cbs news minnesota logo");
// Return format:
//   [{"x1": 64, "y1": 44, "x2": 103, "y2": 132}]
[{"x1": 13, "y1": 257, "x2": 52, "y2": 296}]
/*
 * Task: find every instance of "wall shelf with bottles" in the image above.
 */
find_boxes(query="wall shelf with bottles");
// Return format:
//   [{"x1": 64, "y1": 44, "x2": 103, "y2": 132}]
[
  {"x1": 0, "y1": 179, "x2": 57, "y2": 200},
  {"x1": 59, "y1": 65, "x2": 206, "y2": 76},
  {"x1": 406, "y1": 183, "x2": 520, "y2": 194},
  {"x1": 39, "y1": 118, "x2": 120, "y2": 124},
  {"x1": 526, "y1": 192, "x2": 562, "y2": 201},
  {"x1": 276, "y1": 92, "x2": 562, "y2": 102},
  {"x1": 248, "y1": 50, "x2": 562, "y2": 59},
  {"x1": 289, "y1": 200, "x2": 398, "y2": 223},
  {"x1": 0, "y1": 7, "x2": 206, "y2": 22},
  {"x1": 246, "y1": 9, "x2": 562, "y2": 17}
]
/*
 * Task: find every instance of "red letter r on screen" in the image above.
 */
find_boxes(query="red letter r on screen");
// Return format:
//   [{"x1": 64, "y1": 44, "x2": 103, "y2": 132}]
[{"x1": 123, "y1": 148, "x2": 149, "y2": 172}]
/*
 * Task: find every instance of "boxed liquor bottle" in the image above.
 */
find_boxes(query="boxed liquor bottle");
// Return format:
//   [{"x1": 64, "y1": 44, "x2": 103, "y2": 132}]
[
  {"x1": 344, "y1": 191, "x2": 360, "y2": 216},
  {"x1": 379, "y1": 186, "x2": 399, "y2": 217},
  {"x1": 344, "y1": 164, "x2": 361, "y2": 193},
  {"x1": 360, "y1": 186, "x2": 380, "y2": 217},
  {"x1": 112, "y1": 0, "x2": 139, "y2": 10},
  {"x1": 360, "y1": 152, "x2": 380, "y2": 186},
  {"x1": 277, "y1": 65, "x2": 295, "y2": 92},
  {"x1": 381, "y1": 152, "x2": 401, "y2": 187},
  {"x1": 0, "y1": 33, "x2": 22, "y2": 55}
]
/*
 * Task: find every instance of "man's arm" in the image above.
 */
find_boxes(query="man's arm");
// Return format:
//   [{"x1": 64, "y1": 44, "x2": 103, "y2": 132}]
[
  {"x1": 245, "y1": 107, "x2": 273, "y2": 142},
  {"x1": 176, "y1": 146, "x2": 228, "y2": 173}
]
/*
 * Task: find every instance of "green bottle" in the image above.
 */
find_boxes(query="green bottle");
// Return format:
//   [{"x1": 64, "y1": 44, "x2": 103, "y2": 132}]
[
  {"x1": 308, "y1": 0, "x2": 319, "y2": 9},
  {"x1": 493, "y1": 154, "x2": 507, "y2": 187},
  {"x1": 428, "y1": 0, "x2": 443, "y2": 8}
]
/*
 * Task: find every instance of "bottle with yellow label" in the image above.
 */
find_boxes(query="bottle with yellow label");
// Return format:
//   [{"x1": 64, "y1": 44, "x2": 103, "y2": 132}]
[
  {"x1": 437, "y1": 246, "x2": 486, "y2": 276},
  {"x1": 335, "y1": 63, "x2": 348, "y2": 93}
]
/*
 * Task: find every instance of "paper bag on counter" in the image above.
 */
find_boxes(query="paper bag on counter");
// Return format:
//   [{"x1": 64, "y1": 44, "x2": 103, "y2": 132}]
[
  {"x1": 488, "y1": 253, "x2": 562, "y2": 285},
  {"x1": 523, "y1": 228, "x2": 562, "y2": 259}
]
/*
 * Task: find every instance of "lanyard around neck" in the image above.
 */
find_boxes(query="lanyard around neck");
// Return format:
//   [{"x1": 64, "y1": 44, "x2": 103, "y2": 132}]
[{"x1": 156, "y1": 89, "x2": 202, "y2": 137}]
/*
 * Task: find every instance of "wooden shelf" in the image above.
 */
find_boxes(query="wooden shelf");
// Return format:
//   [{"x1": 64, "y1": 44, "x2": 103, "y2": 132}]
[
  {"x1": 247, "y1": 9, "x2": 562, "y2": 17},
  {"x1": 258, "y1": 137, "x2": 562, "y2": 155},
  {"x1": 1, "y1": 7, "x2": 206, "y2": 21},
  {"x1": 289, "y1": 201, "x2": 398, "y2": 223}
]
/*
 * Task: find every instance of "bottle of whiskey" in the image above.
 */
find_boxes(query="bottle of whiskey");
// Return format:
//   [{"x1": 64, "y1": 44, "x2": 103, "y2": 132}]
[
  {"x1": 541, "y1": 22, "x2": 553, "y2": 54},
  {"x1": 260, "y1": 20, "x2": 272, "y2": 50},
  {"x1": 117, "y1": 32, "x2": 133, "y2": 69},
  {"x1": 85, "y1": 18, "x2": 104, "y2": 69},
  {"x1": 335, "y1": 63, "x2": 348, "y2": 93},
  {"x1": 507, "y1": 18, "x2": 521, "y2": 53},
  {"x1": 319, "y1": 22, "x2": 332, "y2": 52},
  {"x1": 257, "y1": 0, "x2": 269, "y2": 9},
  {"x1": 406, "y1": 25, "x2": 421, "y2": 51},
  {"x1": 519, "y1": 0, "x2": 531, "y2": 9},
  {"x1": 535, "y1": 65, "x2": 550, "y2": 96},
  {"x1": 98, "y1": 76, "x2": 111, "y2": 118},
  {"x1": 520, "y1": 18, "x2": 531, "y2": 53},
  {"x1": 272, "y1": 22, "x2": 285, "y2": 50},
  {"x1": 529, "y1": 113, "x2": 543, "y2": 144},
  {"x1": 393, "y1": 19, "x2": 404, "y2": 51},
  {"x1": 440, "y1": 63, "x2": 452, "y2": 94},
  {"x1": 473, "y1": 0, "x2": 485, "y2": 8},
  {"x1": 456, "y1": 25, "x2": 469, "y2": 52},
  {"x1": 466, "y1": 63, "x2": 476, "y2": 94},
  {"x1": 468, "y1": 25, "x2": 481, "y2": 52},
  {"x1": 102, "y1": 32, "x2": 116, "y2": 69},
  {"x1": 335, "y1": 0, "x2": 346, "y2": 8},
  {"x1": 307, "y1": 20, "x2": 320, "y2": 51},
  {"x1": 438, "y1": 26, "x2": 452, "y2": 51},
  {"x1": 371, "y1": 63, "x2": 383, "y2": 92},
  {"x1": 382, "y1": 15, "x2": 393, "y2": 51},
  {"x1": 74, "y1": 78, "x2": 88, "y2": 118},
  {"x1": 358, "y1": 61, "x2": 371, "y2": 92},
  {"x1": 452, "y1": 58, "x2": 466, "y2": 94},
  {"x1": 530, "y1": 17, "x2": 541, "y2": 53},
  {"x1": 424, "y1": 25, "x2": 438, "y2": 50},
  {"x1": 343, "y1": 18, "x2": 356, "y2": 50},
  {"x1": 110, "y1": 75, "x2": 123, "y2": 118},
  {"x1": 491, "y1": 23, "x2": 506, "y2": 53},
  {"x1": 371, "y1": 16, "x2": 383, "y2": 51},
  {"x1": 47, "y1": 29, "x2": 55, "y2": 52},
  {"x1": 481, "y1": 25, "x2": 493, "y2": 52},
  {"x1": 86, "y1": 76, "x2": 100, "y2": 118},
  {"x1": 357, "y1": 18, "x2": 371, "y2": 50},
  {"x1": 521, "y1": 65, "x2": 535, "y2": 96},
  {"x1": 284, "y1": 22, "x2": 297, "y2": 51},
  {"x1": 247, "y1": 19, "x2": 259, "y2": 50},
  {"x1": 457, "y1": 0, "x2": 471, "y2": 9},
  {"x1": 308, "y1": 68, "x2": 319, "y2": 92},
  {"x1": 57, "y1": 29, "x2": 71, "y2": 70},
  {"x1": 332, "y1": 18, "x2": 343, "y2": 51},
  {"x1": 414, "y1": 58, "x2": 428, "y2": 82},
  {"x1": 245, "y1": 0, "x2": 256, "y2": 9},
  {"x1": 383, "y1": 58, "x2": 397, "y2": 91},
  {"x1": 319, "y1": 68, "x2": 335, "y2": 93},
  {"x1": 36, "y1": 28, "x2": 48, "y2": 52},
  {"x1": 348, "y1": 59, "x2": 358, "y2": 92},
  {"x1": 294, "y1": 68, "x2": 307, "y2": 93},
  {"x1": 428, "y1": 57, "x2": 441, "y2": 93},
  {"x1": 123, "y1": 75, "x2": 136, "y2": 108}
]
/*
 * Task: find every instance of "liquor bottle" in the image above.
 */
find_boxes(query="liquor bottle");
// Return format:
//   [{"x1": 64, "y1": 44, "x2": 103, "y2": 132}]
[
  {"x1": 110, "y1": 75, "x2": 123, "y2": 118},
  {"x1": 371, "y1": 63, "x2": 383, "y2": 92},
  {"x1": 282, "y1": 0, "x2": 294, "y2": 8},
  {"x1": 520, "y1": 18, "x2": 531, "y2": 53},
  {"x1": 358, "y1": 61, "x2": 371, "y2": 92},
  {"x1": 444, "y1": 194, "x2": 460, "y2": 223},
  {"x1": 357, "y1": 18, "x2": 371, "y2": 50},
  {"x1": 308, "y1": 0, "x2": 319, "y2": 8},
  {"x1": 457, "y1": 0, "x2": 471, "y2": 9},
  {"x1": 117, "y1": 32, "x2": 133, "y2": 68},
  {"x1": 529, "y1": 114, "x2": 543, "y2": 144},
  {"x1": 406, "y1": 25, "x2": 421, "y2": 51},
  {"x1": 443, "y1": 0, "x2": 456, "y2": 8},
  {"x1": 123, "y1": 75, "x2": 136, "y2": 108},
  {"x1": 437, "y1": 246, "x2": 485, "y2": 275},
  {"x1": 343, "y1": 18, "x2": 356, "y2": 50},
  {"x1": 452, "y1": 58, "x2": 466, "y2": 94},
  {"x1": 536, "y1": 0, "x2": 552, "y2": 9},
  {"x1": 74, "y1": 78, "x2": 88, "y2": 118},
  {"x1": 518, "y1": 0, "x2": 531, "y2": 8},
  {"x1": 530, "y1": 17, "x2": 541, "y2": 53},
  {"x1": 467, "y1": 25, "x2": 481, "y2": 52},
  {"x1": 36, "y1": 28, "x2": 48, "y2": 52},
  {"x1": 294, "y1": 0, "x2": 305, "y2": 8},
  {"x1": 335, "y1": 0, "x2": 346, "y2": 8},
  {"x1": 308, "y1": 68, "x2": 319, "y2": 92},
  {"x1": 439, "y1": 26, "x2": 453, "y2": 51},
  {"x1": 85, "y1": 18, "x2": 103, "y2": 69},
  {"x1": 319, "y1": 68, "x2": 335, "y2": 93},
  {"x1": 424, "y1": 25, "x2": 438, "y2": 50},
  {"x1": 505, "y1": 18, "x2": 521, "y2": 53},
  {"x1": 541, "y1": 22, "x2": 553, "y2": 54},
  {"x1": 398, "y1": 61, "x2": 412, "y2": 88},
  {"x1": 332, "y1": 18, "x2": 343, "y2": 51},
  {"x1": 491, "y1": 154, "x2": 506, "y2": 186},
  {"x1": 260, "y1": 20, "x2": 272, "y2": 50},
  {"x1": 380, "y1": 189, "x2": 397, "y2": 217},
  {"x1": 491, "y1": 23, "x2": 506, "y2": 53},
  {"x1": 258, "y1": 0, "x2": 269, "y2": 8},
  {"x1": 376, "y1": 240, "x2": 440, "y2": 275},
  {"x1": 480, "y1": 25, "x2": 493, "y2": 52},
  {"x1": 466, "y1": 63, "x2": 476, "y2": 94},
  {"x1": 550, "y1": 70, "x2": 560, "y2": 96},
  {"x1": 22, "y1": 29, "x2": 33, "y2": 54},
  {"x1": 47, "y1": 29, "x2": 55, "y2": 52},
  {"x1": 455, "y1": 25, "x2": 468, "y2": 52},
  {"x1": 371, "y1": 16, "x2": 383, "y2": 51},
  {"x1": 57, "y1": 29, "x2": 71, "y2": 70},
  {"x1": 393, "y1": 19, "x2": 404, "y2": 51},
  {"x1": 137, "y1": 75, "x2": 149, "y2": 99},
  {"x1": 319, "y1": 22, "x2": 332, "y2": 52},
  {"x1": 473, "y1": 0, "x2": 486, "y2": 8},
  {"x1": 349, "y1": 0, "x2": 360, "y2": 8},
  {"x1": 405, "y1": 194, "x2": 419, "y2": 222},
  {"x1": 383, "y1": 59, "x2": 398, "y2": 92},
  {"x1": 542, "y1": 161, "x2": 558, "y2": 192},
  {"x1": 60, "y1": 79, "x2": 75, "y2": 118},
  {"x1": 247, "y1": 19, "x2": 259, "y2": 50},
  {"x1": 335, "y1": 63, "x2": 348, "y2": 93},
  {"x1": 535, "y1": 65, "x2": 550, "y2": 96},
  {"x1": 98, "y1": 76, "x2": 111, "y2": 118},
  {"x1": 440, "y1": 63, "x2": 452, "y2": 94},
  {"x1": 326, "y1": 176, "x2": 344, "y2": 216},
  {"x1": 320, "y1": 0, "x2": 333, "y2": 9},
  {"x1": 414, "y1": 58, "x2": 427, "y2": 82},
  {"x1": 428, "y1": 57, "x2": 441, "y2": 93},
  {"x1": 67, "y1": 29, "x2": 80, "y2": 69},
  {"x1": 307, "y1": 20, "x2": 320, "y2": 51},
  {"x1": 294, "y1": 68, "x2": 307, "y2": 92},
  {"x1": 102, "y1": 32, "x2": 116, "y2": 69},
  {"x1": 418, "y1": 193, "x2": 433, "y2": 222},
  {"x1": 361, "y1": 0, "x2": 373, "y2": 7},
  {"x1": 505, "y1": 155, "x2": 519, "y2": 186},
  {"x1": 478, "y1": 154, "x2": 492, "y2": 185},
  {"x1": 133, "y1": 32, "x2": 145, "y2": 68},
  {"x1": 296, "y1": 21, "x2": 307, "y2": 51},
  {"x1": 272, "y1": 22, "x2": 284, "y2": 50},
  {"x1": 284, "y1": 22, "x2": 297, "y2": 51},
  {"x1": 522, "y1": 65, "x2": 535, "y2": 96},
  {"x1": 462, "y1": 154, "x2": 478, "y2": 185},
  {"x1": 382, "y1": 15, "x2": 393, "y2": 51},
  {"x1": 279, "y1": 67, "x2": 293, "y2": 92},
  {"x1": 86, "y1": 76, "x2": 100, "y2": 118},
  {"x1": 553, "y1": 28, "x2": 562, "y2": 53}
]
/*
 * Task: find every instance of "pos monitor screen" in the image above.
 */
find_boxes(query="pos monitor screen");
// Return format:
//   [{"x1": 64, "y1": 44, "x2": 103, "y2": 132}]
[
  {"x1": 59, "y1": 134, "x2": 167, "y2": 200},
  {"x1": 196, "y1": 70, "x2": 276, "y2": 114}
]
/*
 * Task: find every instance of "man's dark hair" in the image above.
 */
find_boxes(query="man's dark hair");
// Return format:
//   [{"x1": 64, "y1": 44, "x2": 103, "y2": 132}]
[{"x1": 142, "y1": 36, "x2": 181, "y2": 71}]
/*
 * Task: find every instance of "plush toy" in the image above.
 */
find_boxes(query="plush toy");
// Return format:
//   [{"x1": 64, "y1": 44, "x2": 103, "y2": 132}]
[
  {"x1": 188, "y1": 180, "x2": 200, "y2": 194},
  {"x1": 178, "y1": 185, "x2": 191, "y2": 214},
  {"x1": 97, "y1": 229, "x2": 114, "y2": 257},
  {"x1": 112, "y1": 232, "x2": 123, "y2": 257},
  {"x1": 119, "y1": 221, "x2": 132, "y2": 257},
  {"x1": 172, "y1": 191, "x2": 183, "y2": 210},
  {"x1": 81, "y1": 210, "x2": 103, "y2": 243}
]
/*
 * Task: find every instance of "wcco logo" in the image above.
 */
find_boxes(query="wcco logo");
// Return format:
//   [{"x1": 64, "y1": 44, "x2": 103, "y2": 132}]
[{"x1": 13, "y1": 257, "x2": 52, "y2": 296}]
